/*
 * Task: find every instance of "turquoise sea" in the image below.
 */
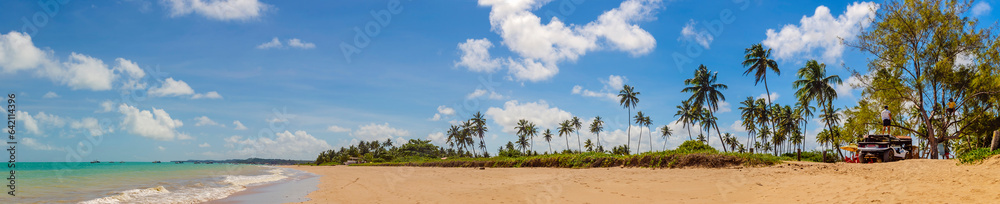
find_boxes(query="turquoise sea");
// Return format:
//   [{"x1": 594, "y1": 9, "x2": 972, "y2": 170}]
[{"x1": 1, "y1": 162, "x2": 306, "y2": 203}]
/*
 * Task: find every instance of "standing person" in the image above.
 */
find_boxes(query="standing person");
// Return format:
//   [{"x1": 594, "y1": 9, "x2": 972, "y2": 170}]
[
  {"x1": 947, "y1": 98, "x2": 956, "y2": 116},
  {"x1": 881, "y1": 106, "x2": 891, "y2": 135}
]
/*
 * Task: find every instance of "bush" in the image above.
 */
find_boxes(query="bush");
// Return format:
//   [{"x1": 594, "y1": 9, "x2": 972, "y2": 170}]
[
  {"x1": 677, "y1": 140, "x2": 716, "y2": 152},
  {"x1": 958, "y1": 148, "x2": 1000, "y2": 164}
]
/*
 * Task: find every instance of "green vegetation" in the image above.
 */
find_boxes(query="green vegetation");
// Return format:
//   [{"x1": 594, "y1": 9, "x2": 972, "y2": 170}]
[
  {"x1": 957, "y1": 148, "x2": 1000, "y2": 164},
  {"x1": 358, "y1": 150, "x2": 782, "y2": 169}
]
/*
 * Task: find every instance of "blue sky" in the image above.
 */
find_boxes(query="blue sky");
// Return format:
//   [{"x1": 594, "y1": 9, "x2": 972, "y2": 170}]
[{"x1": 2, "y1": 0, "x2": 995, "y2": 162}]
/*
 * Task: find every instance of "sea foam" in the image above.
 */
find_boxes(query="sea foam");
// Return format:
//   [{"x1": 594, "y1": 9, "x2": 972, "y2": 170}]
[{"x1": 78, "y1": 167, "x2": 288, "y2": 204}]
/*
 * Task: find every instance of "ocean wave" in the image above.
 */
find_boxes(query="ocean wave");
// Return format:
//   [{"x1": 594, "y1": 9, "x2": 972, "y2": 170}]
[{"x1": 78, "y1": 168, "x2": 288, "y2": 204}]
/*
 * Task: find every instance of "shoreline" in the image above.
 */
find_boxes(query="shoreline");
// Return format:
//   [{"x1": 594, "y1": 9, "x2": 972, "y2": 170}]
[
  {"x1": 207, "y1": 166, "x2": 320, "y2": 204},
  {"x1": 287, "y1": 159, "x2": 1000, "y2": 203}
]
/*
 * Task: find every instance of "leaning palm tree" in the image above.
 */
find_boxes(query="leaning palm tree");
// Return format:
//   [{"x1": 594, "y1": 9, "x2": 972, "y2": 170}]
[
  {"x1": 682, "y1": 64, "x2": 729, "y2": 152},
  {"x1": 738, "y1": 97, "x2": 759, "y2": 152},
  {"x1": 590, "y1": 116, "x2": 604, "y2": 150},
  {"x1": 660, "y1": 125, "x2": 672, "y2": 151},
  {"x1": 558, "y1": 120, "x2": 573, "y2": 152},
  {"x1": 470, "y1": 112, "x2": 489, "y2": 156},
  {"x1": 618, "y1": 84, "x2": 640, "y2": 151},
  {"x1": 793, "y1": 59, "x2": 842, "y2": 152},
  {"x1": 633, "y1": 111, "x2": 647, "y2": 154},
  {"x1": 543, "y1": 129, "x2": 554, "y2": 154},
  {"x1": 675, "y1": 100, "x2": 697, "y2": 140},
  {"x1": 742, "y1": 43, "x2": 779, "y2": 149},
  {"x1": 571, "y1": 116, "x2": 583, "y2": 152}
]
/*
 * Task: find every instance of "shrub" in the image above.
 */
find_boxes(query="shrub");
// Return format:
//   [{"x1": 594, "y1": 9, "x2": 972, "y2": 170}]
[
  {"x1": 958, "y1": 148, "x2": 1000, "y2": 164},
  {"x1": 677, "y1": 140, "x2": 716, "y2": 152}
]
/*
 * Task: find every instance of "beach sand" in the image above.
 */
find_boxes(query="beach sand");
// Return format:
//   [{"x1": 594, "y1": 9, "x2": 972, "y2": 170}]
[{"x1": 288, "y1": 158, "x2": 1000, "y2": 203}]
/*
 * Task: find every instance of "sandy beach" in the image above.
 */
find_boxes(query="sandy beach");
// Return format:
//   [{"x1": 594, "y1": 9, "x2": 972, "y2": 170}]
[{"x1": 288, "y1": 158, "x2": 1000, "y2": 203}]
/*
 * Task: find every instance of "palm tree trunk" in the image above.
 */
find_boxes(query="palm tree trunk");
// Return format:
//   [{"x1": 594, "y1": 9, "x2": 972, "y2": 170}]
[
  {"x1": 627, "y1": 109, "x2": 632, "y2": 151},
  {"x1": 635, "y1": 127, "x2": 643, "y2": 155},
  {"x1": 576, "y1": 132, "x2": 582, "y2": 153},
  {"x1": 710, "y1": 112, "x2": 728, "y2": 152},
  {"x1": 663, "y1": 136, "x2": 668, "y2": 151},
  {"x1": 648, "y1": 126, "x2": 654, "y2": 152},
  {"x1": 565, "y1": 134, "x2": 570, "y2": 153},
  {"x1": 548, "y1": 141, "x2": 552, "y2": 154},
  {"x1": 687, "y1": 126, "x2": 693, "y2": 141}
]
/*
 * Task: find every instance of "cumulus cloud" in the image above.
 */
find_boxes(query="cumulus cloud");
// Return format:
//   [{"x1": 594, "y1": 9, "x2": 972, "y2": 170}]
[
  {"x1": 717, "y1": 100, "x2": 732, "y2": 113},
  {"x1": 163, "y1": 0, "x2": 270, "y2": 21},
  {"x1": 972, "y1": 1, "x2": 991, "y2": 16},
  {"x1": 455, "y1": 38, "x2": 503, "y2": 72},
  {"x1": 71, "y1": 117, "x2": 108, "y2": 136},
  {"x1": 148, "y1": 77, "x2": 195, "y2": 97},
  {"x1": 233, "y1": 120, "x2": 248, "y2": 130},
  {"x1": 192, "y1": 91, "x2": 223, "y2": 99},
  {"x1": 113, "y1": 58, "x2": 147, "y2": 90},
  {"x1": 464, "y1": 0, "x2": 661, "y2": 82},
  {"x1": 572, "y1": 75, "x2": 626, "y2": 101},
  {"x1": 98, "y1": 100, "x2": 115, "y2": 113},
  {"x1": 199, "y1": 142, "x2": 211, "y2": 148},
  {"x1": 430, "y1": 105, "x2": 456, "y2": 121},
  {"x1": 257, "y1": 37, "x2": 316, "y2": 49},
  {"x1": 0, "y1": 32, "x2": 130, "y2": 91},
  {"x1": 485, "y1": 100, "x2": 574, "y2": 134},
  {"x1": 757, "y1": 92, "x2": 780, "y2": 101},
  {"x1": 22, "y1": 138, "x2": 62, "y2": 151},
  {"x1": 835, "y1": 75, "x2": 863, "y2": 99},
  {"x1": 678, "y1": 19, "x2": 713, "y2": 48},
  {"x1": 19, "y1": 111, "x2": 40, "y2": 135},
  {"x1": 225, "y1": 130, "x2": 333, "y2": 159},
  {"x1": 119, "y1": 104, "x2": 189, "y2": 141},
  {"x1": 287, "y1": 38, "x2": 315, "y2": 49},
  {"x1": 326, "y1": 125, "x2": 351, "y2": 133},
  {"x1": 350, "y1": 123, "x2": 410, "y2": 141},
  {"x1": 194, "y1": 116, "x2": 224, "y2": 127},
  {"x1": 256, "y1": 37, "x2": 282, "y2": 49},
  {"x1": 42, "y1": 91, "x2": 59, "y2": 98},
  {"x1": 465, "y1": 89, "x2": 504, "y2": 100},
  {"x1": 427, "y1": 131, "x2": 446, "y2": 146},
  {"x1": 762, "y1": 2, "x2": 878, "y2": 63},
  {"x1": 17, "y1": 111, "x2": 69, "y2": 135}
]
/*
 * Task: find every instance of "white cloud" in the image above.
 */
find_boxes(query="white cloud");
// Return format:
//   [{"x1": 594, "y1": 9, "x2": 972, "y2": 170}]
[
  {"x1": 18, "y1": 111, "x2": 40, "y2": 135},
  {"x1": 148, "y1": 77, "x2": 195, "y2": 97},
  {"x1": 455, "y1": 38, "x2": 503, "y2": 72},
  {"x1": 22, "y1": 138, "x2": 62, "y2": 151},
  {"x1": 430, "y1": 105, "x2": 457, "y2": 121},
  {"x1": 485, "y1": 100, "x2": 573, "y2": 134},
  {"x1": 194, "y1": 116, "x2": 224, "y2": 127},
  {"x1": 164, "y1": 0, "x2": 269, "y2": 21},
  {"x1": 99, "y1": 100, "x2": 115, "y2": 113},
  {"x1": 287, "y1": 38, "x2": 316, "y2": 49},
  {"x1": 0, "y1": 31, "x2": 48, "y2": 73},
  {"x1": 972, "y1": 1, "x2": 991, "y2": 16},
  {"x1": 762, "y1": 2, "x2": 878, "y2": 63},
  {"x1": 757, "y1": 92, "x2": 780, "y2": 101},
  {"x1": 0, "y1": 32, "x2": 121, "y2": 91},
  {"x1": 71, "y1": 117, "x2": 108, "y2": 136},
  {"x1": 678, "y1": 19, "x2": 713, "y2": 48},
  {"x1": 225, "y1": 130, "x2": 333, "y2": 159},
  {"x1": 470, "y1": 0, "x2": 661, "y2": 82},
  {"x1": 256, "y1": 37, "x2": 282, "y2": 49},
  {"x1": 199, "y1": 142, "x2": 211, "y2": 148},
  {"x1": 42, "y1": 91, "x2": 59, "y2": 99},
  {"x1": 233, "y1": 120, "x2": 248, "y2": 130},
  {"x1": 835, "y1": 75, "x2": 862, "y2": 99},
  {"x1": 257, "y1": 38, "x2": 315, "y2": 50},
  {"x1": 18, "y1": 111, "x2": 70, "y2": 135},
  {"x1": 728, "y1": 120, "x2": 746, "y2": 133},
  {"x1": 113, "y1": 58, "x2": 147, "y2": 90},
  {"x1": 427, "y1": 131, "x2": 446, "y2": 146},
  {"x1": 326, "y1": 125, "x2": 351, "y2": 133},
  {"x1": 118, "y1": 104, "x2": 189, "y2": 141},
  {"x1": 55, "y1": 53, "x2": 117, "y2": 91},
  {"x1": 192, "y1": 91, "x2": 223, "y2": 99},
  {"x1": 350, "y1": 123, "x2": 410, "y2": 141},
  {"x1": 158, "y1": 146, "x2": 166, "y2": 151},
  {"x1": 717, "y1": 100, "x2": 732, "y2": 113},
  {"x1": 572, "y1": 75, "x2": 627, "y2": 101},
  {"x1": 465, "y1": 89, "x2": 504, "y2": 100}
]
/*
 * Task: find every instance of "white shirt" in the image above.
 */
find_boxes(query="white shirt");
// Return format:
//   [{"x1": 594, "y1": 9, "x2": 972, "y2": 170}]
[{"x1": 881, "y1": 109, "x2": 891, "y2": 120}]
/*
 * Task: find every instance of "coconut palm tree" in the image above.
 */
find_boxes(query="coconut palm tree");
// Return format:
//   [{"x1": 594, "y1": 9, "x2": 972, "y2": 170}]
[
  {"x1": 516, "y1": 134, "x2": 529, "y2": 154},
  {"x1": 738, "y1": 97, "x2": 759, "y2": 152},
  {"x1": 724, "y1": 133, "x2": 739, "y2": 152},
  {"x1": 571, "y1": 116, "x2": 583, "y2": 152},
  {"x1": 446, "y1": 125, "x2": 463, "y2": 153},
  {"x1": 618, "y1": 84, "x2": 640, "y2": 151},
  {"x1": 699, "y1": 109, "x2": 717, "y2": 147},
  {"x1": 525, "y1": 122, "x2": 538, "y2": 154},
  {"x1": 584, "y1": 139, "x2": 594, "y2": 152},
  {"x1": 675, "y1": 100, "x2": 697, "y2": 140},
  {"x1": 794, "y1": 101, "x2": 815, "y2": 152},
  {"x1": 742, "y1": 43, "x2": 779, "y2": 149},
  {"x1": 793, "y1": 59, "x2": 842, "y2": 153},
  {"x1": 590, "y1": 116, "x2": 604, "y2": 150},
  {"x1": 820, "y1": 101, "x2": 843, "y2": 157},
  {"x1": 470, "y1": 112, "x2": 488, "y2": 156},
  {"x1": 461, "y1": 120, "x2": 477, "y2": 157},
  {"x1": 643, "y1": 115, "x2": 653, "y2": 152},
  {"x1": 558, "y1": 120, "x2": 573, "y2": 153},
  {"x1": 682, "y1": 64, "x2": 729, "y2": 152},
  {"x1": 754, "y1": 98, "x2": 770, "y2": 153},
  {"x1": 660, "y1": 125, "x2": 672, "y2": 151},
  {"x1": 543, "y1": 129, "x2": 554, "y2": 154},
  {"x1": 633, "y1": 111, "x2": 647, "y2": 154}
]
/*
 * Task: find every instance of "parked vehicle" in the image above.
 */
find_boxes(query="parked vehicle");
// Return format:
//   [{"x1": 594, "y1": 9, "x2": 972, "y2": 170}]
[{"x1": 857, "y1": 134, "x2": 917, "y2": 163}]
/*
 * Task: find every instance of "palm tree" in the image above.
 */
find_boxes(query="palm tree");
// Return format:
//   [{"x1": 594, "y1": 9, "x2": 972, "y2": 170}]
[
  {"x1": 660, "y1": 125, "x2": 672, "y2": 151},
  {"x1": 571, "y1": 116, "x2": 583, "y2": 152},
  {"x1": 590, "y1": 116, "x2": 604, "y2": 150},
  {"x1": 742, "y1": 43, "x2": 779, "y2": 150},
  {"x1": 543, "y1": 129, "x2": 554, "y2": 154},
  {"x1": 794, "y1": 101, "x2": 815, "y2": 152},
  {"x1": 470, "y1": 112, "x2": 488, "y2": 156},
  {"x1": 643, "y1": 115, "x2": 653, "y2": 152},
  {"x1": 699, "y1": 109, "x2": 717, "y2": 146},
  {"x1": 820, "y1": 101, "x2": 843, "y2": 157},
  {"x1": 724, "y1": 133, "x2": 739, "y2": 152},
  {"x1": 525, "y1": 122, "x2": 538, "y2": 154},
  {"x1": 754, "y1": 98, "x2": 770, "y2": 153},
  {"x1": 633, "y1": 111, "x2": 647, "y2": 154},
  {"x1": 516, "y1": 134, "x2": 529, "y2": 154},
  {"x1": 738, "y1": 97, "x2": 758, "y2": 152},
  {"x1": 682, "y1": 64, "x2": 729, "y2": 152},
  {"x1": 618, "y1": 84, "x2": 640, "y2": 151},
  {"x1": 793, "y1": 59, "x2": 842, "y2": 154},
  {"x1": 461, "y1": 120, "x2": 477, "y2": 157},
  {"x1": 675, "y1": 100, "x2": 697, "y2": 140},
  {"x1": 584, "y1": 139, "x2": 594, "y2": 152},
  {"x1": 446, "y1": 125, "x2": 462, "y2": 152},
  {"x1": 558, "y1": 120, "x2": 573, "y2": 153}
]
